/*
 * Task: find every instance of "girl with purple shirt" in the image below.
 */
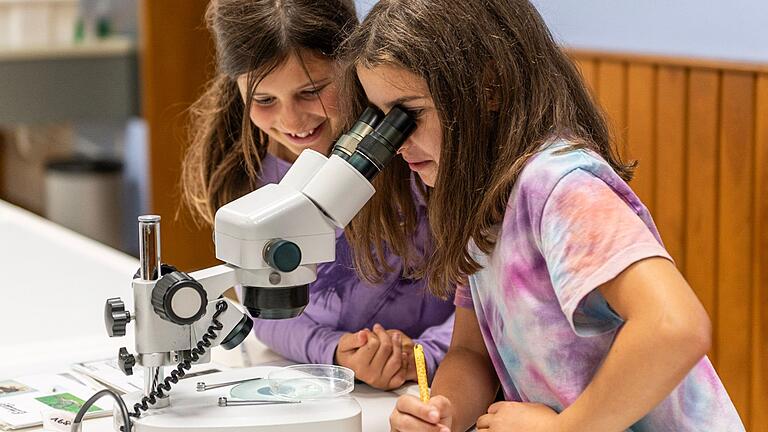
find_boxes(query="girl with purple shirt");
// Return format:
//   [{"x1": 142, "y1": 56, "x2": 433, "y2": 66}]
[
  {"x1": 180, "y1": 0, "x2": 454, "y2": 391},
  {"x1": 342, "y1": 0, "x2": 745, "y2": 430}
]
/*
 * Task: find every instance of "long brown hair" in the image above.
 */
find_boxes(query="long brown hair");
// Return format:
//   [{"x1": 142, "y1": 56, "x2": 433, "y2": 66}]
[
  {"x1": 182, "y1": 0, "x2": 358, "y2": 225},
  {"x1": 343, "y1": 0, "x2": 634, "y2": 297}
]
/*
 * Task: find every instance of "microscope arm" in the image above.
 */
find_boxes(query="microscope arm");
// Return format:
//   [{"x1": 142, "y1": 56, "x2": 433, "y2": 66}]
[
  {"x1": 189, "y1": 265, "x2": 238, "y2": 299},
  {"x1": 183, "y1": 262, "x2": 322, "y2": 356}
]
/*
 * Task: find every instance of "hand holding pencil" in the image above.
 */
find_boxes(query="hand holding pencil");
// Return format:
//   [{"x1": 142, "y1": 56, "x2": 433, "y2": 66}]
[{"x1": 389, "y1": 344, "x2": 453, "y2": 431}]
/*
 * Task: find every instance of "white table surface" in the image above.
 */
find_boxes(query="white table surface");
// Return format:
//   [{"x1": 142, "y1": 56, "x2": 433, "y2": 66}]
[
  {"x1": 0, "y1": 200, "x2": 138, "y2": 376},
  {"x1": 0, "y1": 200, "x2": 411, "y2": 431}
]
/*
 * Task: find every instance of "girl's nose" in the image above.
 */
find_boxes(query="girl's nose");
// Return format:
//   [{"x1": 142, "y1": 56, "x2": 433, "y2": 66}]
[
  {"x1": 279, "y1": 102, "x2": 307, "y2": 131},
  {"x1": 396, "y1": 137, "x2": 413, "y2": 155}
]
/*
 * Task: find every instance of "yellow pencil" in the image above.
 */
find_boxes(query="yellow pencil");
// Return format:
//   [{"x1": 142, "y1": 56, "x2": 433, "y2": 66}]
[{"x1": 413, "y1": 343, "x2": 430, "y2": 402}]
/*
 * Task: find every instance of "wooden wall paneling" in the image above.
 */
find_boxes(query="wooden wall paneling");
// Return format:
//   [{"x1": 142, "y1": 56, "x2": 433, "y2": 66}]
[
  {"x1": 752, "y1": 73, "x2": 768, "y2": 432},
  {"x1": 654, "y1": 66, "x2": 687, "y2": 266},
  {"x1": 596, "y1": 61, "x2": 628, "y2": 158},
  {"x1": 717, "y1": 71, "x2": 755, "y2": 423},
  {"x1": 684, "y1": 69, "x2": 720, "y2": 364},
  {"x1": 626, "y1": 64, "x2": 656, "y2": 213},
  {"x1": 569, "y1": 49, "x2": 768, "y2": 75},
  {"x1": 571, "y1": 48, "x2": 768, "y2": 428},
  {"x1": 140, "y1": 0, "x2": 216, "y2": 271},
  {"x1": 574, "y1": 57, "x2": 598, "y2": 96}
]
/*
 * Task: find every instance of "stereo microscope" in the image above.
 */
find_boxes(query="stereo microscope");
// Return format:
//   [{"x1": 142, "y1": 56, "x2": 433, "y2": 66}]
[{"x1": 93, "y1": 107, "x2": 415, "y2": 432}]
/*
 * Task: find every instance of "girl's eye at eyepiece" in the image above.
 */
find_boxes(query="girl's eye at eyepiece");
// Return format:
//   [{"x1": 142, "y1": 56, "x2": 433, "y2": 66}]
[{"x1": 402, "y1": 107, "x2": 423, "y2": 119}]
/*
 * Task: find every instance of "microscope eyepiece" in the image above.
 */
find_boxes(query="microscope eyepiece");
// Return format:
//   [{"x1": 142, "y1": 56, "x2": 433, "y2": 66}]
[
  {"x1": 331, "y1": 106, "x2": 385, "y2": 160},
  {"x1": 368, "y1": 106, "x2": 416, "y2": 150},
  {"x1": 357, "y1": 106, "x2": 386, "y2": 128},
  {"x1": 347, "y1": 106, "x2": 416, "y2": 181}
]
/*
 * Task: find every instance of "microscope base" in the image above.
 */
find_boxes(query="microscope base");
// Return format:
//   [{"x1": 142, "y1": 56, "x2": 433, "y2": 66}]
[{"x1": 116, "y1": 366, "x2": 362, "y2": 432}]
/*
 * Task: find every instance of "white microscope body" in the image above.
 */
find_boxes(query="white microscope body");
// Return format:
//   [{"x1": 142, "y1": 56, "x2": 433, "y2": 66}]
[{"x1": 100, "y1": 107, "x2": 414, "y2": 432}]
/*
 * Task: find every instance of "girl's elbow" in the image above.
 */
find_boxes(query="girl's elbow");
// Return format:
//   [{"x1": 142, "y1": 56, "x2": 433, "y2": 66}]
[
  {"x1": 687, "y1": 314, "x2": 712, "y2": 359},
  {"x1": 663, "y1": 311, "x2": 712, "y2": 361},
  {"x1": 699, "y1": 314, "x2": 713, "y2": 353}
]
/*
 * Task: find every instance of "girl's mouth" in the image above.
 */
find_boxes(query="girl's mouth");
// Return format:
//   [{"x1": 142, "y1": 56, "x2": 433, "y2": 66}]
[
  {"x1": 407, "y1": 160, "x2": 432, "y2": 171},
  {"x1": 282, "y1": 121, "x2": 326, "y2": 146}
]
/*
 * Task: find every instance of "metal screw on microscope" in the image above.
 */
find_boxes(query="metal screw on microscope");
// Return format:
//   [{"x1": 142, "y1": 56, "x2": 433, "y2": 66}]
[
  {"x1": 196, "y1": 377, "x2": 263, "y2": 392},
  {"x1": 217, "y1": 397, "x2": 300, "y2": 407}
]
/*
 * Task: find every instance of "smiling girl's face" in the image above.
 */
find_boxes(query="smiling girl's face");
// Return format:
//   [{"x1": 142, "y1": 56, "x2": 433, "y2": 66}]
[
  {"x1": 237, "y1": 52, "x2": 341, "y2": 162},
  {"x1": 356, "y1": 64, "x2": 442, "y2": 187}
]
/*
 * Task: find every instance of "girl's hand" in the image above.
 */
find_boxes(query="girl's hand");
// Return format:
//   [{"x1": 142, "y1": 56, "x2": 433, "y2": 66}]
[
  {"x1": 476, "y1": 401, "x2": 559, "y2": 431},
  {"x1": 386, "y1": 329, "x2": 417, "y2": 381},
  {"x1": 335, "y1": 325, "x2": 407, "y2": 390},
  {"x1": 389, "y1": 394, "x2": 453, "y2": 432}
]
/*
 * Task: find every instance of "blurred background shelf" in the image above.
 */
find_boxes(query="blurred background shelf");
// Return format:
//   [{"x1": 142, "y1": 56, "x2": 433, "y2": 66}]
[
  {"x1": 0, "y1": 37, "x2": 138, "y2": 123},
  {"x1": 0, "y1": 36, "x2": 133, "y2": 60}
]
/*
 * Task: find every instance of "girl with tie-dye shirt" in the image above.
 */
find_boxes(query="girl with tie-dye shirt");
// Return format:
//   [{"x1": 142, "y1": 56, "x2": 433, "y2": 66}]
[{"x1": 341, "y1": 0, "x2": 745, "y2": 430}]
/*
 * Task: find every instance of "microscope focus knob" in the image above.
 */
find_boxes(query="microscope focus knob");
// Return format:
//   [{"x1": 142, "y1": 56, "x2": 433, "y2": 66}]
[
  {"x1": 151, "y1": 271, "x2": 208, "y2": 325},
  {"x1": 105, "y1": 297, "x2": 131, "y2": 337},
  {"x1": 118, "y1": 347, "x2": 135, "y2": 376},
  {"x1": 264, "y1": 239, "x2": 302, "y2": 272}
]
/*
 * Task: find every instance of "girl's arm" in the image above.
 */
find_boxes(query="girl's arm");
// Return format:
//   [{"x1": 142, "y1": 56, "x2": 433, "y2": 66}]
[
  {"x1": 251, "y1": 312, "x2": 346, "y2": 365},
  {"x1": 432, "y1": 307, "x2": 499, "y2": 432},
  {"x1": 390, "y1": 307, "x2": 499, "y2": 432},
  {"x1": 556, "y1": 256, "x2": 712, "y2": 432}
]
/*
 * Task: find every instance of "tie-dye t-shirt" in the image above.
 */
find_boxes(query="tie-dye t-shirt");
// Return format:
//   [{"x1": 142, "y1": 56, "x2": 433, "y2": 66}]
[{"x1": 454, "y1": 141, "x2": 744, "y2": 431}]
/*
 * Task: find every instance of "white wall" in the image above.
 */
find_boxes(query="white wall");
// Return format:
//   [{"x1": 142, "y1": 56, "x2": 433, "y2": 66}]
[
  {"x1": 355, "y1": 0, "x2": 378, "y2": 21},
  {"x1": 355, "y1": 0, "x2": 768, "y2": 63},
  {"x1": 531, "y1": 0, "x2": 768, "y2": 63}
]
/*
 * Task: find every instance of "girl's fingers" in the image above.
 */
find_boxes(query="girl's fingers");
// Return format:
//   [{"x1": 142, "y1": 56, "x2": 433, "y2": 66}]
[
  {"x1": 356, "y1": 329, "x2": 381, "y2": 363},
  {"x1": 370, "y1": 324, "x2": 394, "y2": 370},
  {"x1": 476, "y1": 413, "x2": 492, "y2": 429},
  {"x1": 357, "y1": 329, "x2": 369, "y2": 346},
  {"x1": 390, "y1": 412, "x2": 446, "y2": 432},
  {"x1": 338, "y1": 330, "x2": 369, "y2": 352},
  {"x1": 395, "y1": 395, "x2": 441, "y2": 424},
  {"x1": 427, "y1": 395, "x2": 452, "y2": 412},
  {"x1": 382, "y1": 332, "x2": 404, "y2": 380},
  {"x1": 390, "y1": 396, "x2": 449, "y2": 432}
]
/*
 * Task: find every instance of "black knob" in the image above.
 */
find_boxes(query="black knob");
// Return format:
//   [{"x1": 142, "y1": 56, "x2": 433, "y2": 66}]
[
  {"x1": 105, "y1": 298, "x2": 131, "y2": 337},
  {"x1": 151, "y1": 271, "x2": 208, "y2": 325},
  {"x1": 264, "y1": 239, "x2": 302, "y2": 272},
  {"x1": 118, "y1": 347, "x2": 135, "y2": 376},
  {"x1": 220, "y1": 314, "x2": 254, "y2": 350}
]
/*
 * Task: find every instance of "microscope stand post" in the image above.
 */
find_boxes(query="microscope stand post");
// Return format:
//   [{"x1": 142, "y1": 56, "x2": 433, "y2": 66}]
[{"x1": 138, "y1": 215, "x2": 170, "y2": 409}]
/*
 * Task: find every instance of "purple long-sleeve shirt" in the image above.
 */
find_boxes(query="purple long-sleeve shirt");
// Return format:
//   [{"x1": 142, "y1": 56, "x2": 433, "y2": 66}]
[{"x1": 244, "y1": 154, "x2": 455, "y2": 379}]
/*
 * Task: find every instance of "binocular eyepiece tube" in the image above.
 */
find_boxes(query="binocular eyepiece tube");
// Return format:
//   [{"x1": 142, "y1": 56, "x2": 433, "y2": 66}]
[
  {"x1": 331, "y1": 107, "x2": 384, "y2": 160},
  {"x1": 332, "y1": 106, "x2": 416, "y2": 181}
]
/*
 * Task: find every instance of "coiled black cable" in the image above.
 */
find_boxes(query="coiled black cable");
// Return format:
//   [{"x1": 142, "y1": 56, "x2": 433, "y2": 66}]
[
  {"x1": 71, "y1": 300, "x2": 228, "y2": 431},
  {"x1": 131, "y1": 300, "x2": 228, "y2": 417}
]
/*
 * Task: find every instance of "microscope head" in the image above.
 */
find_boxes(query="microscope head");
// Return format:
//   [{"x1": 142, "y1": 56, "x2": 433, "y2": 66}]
[{"x1": 214, "y1": 107, "x2": 415, "y2": 319}]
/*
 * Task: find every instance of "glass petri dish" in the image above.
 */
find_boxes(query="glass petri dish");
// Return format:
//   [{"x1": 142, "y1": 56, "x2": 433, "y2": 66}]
[
  {"x1": 267, "y1": 364, "x2": 354, "y2": 400},
  {"x1": 230, "y1": 378, "x2": 282, "y2": 400}
]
